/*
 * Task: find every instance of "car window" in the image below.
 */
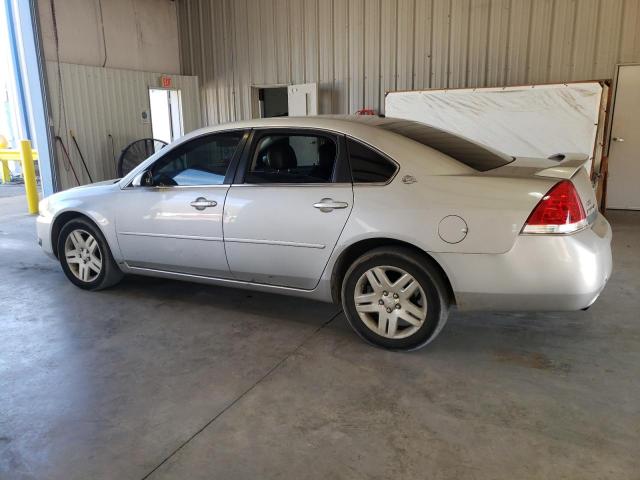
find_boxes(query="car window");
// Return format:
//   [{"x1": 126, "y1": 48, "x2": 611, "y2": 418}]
[
  {"x1": 331, "y1": 116, "x2": 513, "y2": 171},
  {"x1": 150, "y1": 132, "x2": 243, "y2": 186},
  {"x1": 347, "y1": 138, "x2": 397, "y2": 183},
  {"x1": 245, "y1": 134, "x2": 337, "y2": 184}
]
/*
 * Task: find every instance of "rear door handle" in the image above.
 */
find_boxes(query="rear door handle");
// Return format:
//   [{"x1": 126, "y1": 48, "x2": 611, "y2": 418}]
[
  {"x1": 190, "y1": 197, "x2": 217, "y2": 210},
  {"x1": 313, "y1": 198, "x2": 349, "y2": 212}
]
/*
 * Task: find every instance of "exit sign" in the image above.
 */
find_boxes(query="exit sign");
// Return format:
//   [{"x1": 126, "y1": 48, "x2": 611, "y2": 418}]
[{"x1": 160, "y1": 75, "x2": 172, "y2": 88}]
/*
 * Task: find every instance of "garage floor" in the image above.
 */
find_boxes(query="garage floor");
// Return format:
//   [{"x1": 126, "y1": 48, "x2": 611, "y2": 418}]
[{"x1": 1, "y1": 191, "x2": 639, "y2": 480}]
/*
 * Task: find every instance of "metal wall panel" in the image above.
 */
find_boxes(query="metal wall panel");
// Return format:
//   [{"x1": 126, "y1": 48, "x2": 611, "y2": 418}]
[
  {"x1": 46, "y1": 62, "x2": 201, "y2": 190},
  {"x1": 177, "y1": 0, "x2": 640, "y2": 122}
]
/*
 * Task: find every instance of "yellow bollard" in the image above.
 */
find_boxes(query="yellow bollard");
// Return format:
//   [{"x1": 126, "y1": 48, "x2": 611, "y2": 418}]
[
  {"x1": 0, "y1": 159, "x2": 10, "y2": 183},
  {"x1": 19, "y1": 140, "x2": 39, "y2": 214}
]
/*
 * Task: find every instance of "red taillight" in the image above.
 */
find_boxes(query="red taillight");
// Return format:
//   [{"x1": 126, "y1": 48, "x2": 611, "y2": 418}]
[{"x1": 522, "y1": 180, "x2": 587, "y2": 234}]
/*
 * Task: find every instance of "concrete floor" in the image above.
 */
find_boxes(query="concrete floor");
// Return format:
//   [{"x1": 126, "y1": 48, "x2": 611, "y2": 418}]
[{"x1": 1, "y1": 191, "x2": 639, "y2": 480}]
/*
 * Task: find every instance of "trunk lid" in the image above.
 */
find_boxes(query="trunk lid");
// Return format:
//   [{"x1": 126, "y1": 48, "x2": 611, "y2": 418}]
[{"x1": 487, "y1": 153, "x2": 598, "y2": 222}]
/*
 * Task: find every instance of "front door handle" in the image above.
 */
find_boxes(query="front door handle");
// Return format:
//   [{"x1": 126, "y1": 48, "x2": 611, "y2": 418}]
[
  {"x1": 313, "y1": 198, "x2": 349, "y2": 213},
  {"x1": 190, "y1": 197, "x2": 217, "y2": 211}
]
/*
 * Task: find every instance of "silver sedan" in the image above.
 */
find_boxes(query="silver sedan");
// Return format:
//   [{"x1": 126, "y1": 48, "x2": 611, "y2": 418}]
[{"x1": 37, "y1": 116, "x2": 612, "y2": 350}]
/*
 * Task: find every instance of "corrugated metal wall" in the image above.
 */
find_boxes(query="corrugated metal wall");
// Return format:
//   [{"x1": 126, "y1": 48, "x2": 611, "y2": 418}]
[
  {"x1": 176, "y1": 0, "x2": 640, "y2": 124},
  {"x1": 47, "y1": 62, "x2": 201, "y2": 190}
]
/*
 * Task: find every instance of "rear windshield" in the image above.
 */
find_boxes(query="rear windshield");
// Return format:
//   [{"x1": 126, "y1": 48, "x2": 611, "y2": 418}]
[{"x1": 368, "y1": 118, "x2": 513, "y2": 171}]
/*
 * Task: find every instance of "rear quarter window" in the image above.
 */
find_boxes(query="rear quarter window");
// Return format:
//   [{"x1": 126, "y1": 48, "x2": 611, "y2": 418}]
[{"x1": 347, "y1": 138, "x2": 397, "y2": 183}]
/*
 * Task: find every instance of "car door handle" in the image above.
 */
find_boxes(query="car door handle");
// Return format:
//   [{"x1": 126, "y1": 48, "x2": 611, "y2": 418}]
[
  {"x1": 313, "y1": 198, "x2": 349, "y2": 212},
  {"x1": 190, "y1": 197, "x2": 217, "y2": 210}
]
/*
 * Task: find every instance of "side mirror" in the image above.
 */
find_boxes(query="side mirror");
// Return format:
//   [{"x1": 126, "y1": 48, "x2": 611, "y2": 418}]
[{"x1": 132, "y1": 170, "x2": 154, "y2": 187}]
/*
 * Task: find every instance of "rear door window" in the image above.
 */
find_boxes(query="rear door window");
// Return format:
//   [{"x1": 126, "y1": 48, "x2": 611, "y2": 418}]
[{"x1": 245, "y1": 133, "x2": 337, "y2": 184}]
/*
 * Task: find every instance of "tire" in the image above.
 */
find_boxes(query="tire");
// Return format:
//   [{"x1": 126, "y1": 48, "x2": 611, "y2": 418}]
[
  {"x1": 57, "y1": 217, "x2": 124, "y2": 290},
  {"x1": 341, "y1": 246, "x2": 449, "y2": 351}
]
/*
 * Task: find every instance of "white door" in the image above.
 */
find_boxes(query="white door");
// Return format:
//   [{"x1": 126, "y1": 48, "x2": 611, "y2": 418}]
[
  {"x1": 608, "y1": 65, "x2": 640, "y2": 210},
  {"x1": 115, "y1": 131, "x2": 246, "y2": 277},
  {"x1": 287, "y1": 83, "x2": 318, "y2": 116},
  {"x1": 224, "y1": 130, "x2": 352, "y2": 289},
  {"x1": 149, "y1": 88, "x2": 184, "y2": 143}
]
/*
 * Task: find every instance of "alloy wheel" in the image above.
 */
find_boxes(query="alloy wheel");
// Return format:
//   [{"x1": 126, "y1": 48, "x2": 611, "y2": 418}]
[
  {"x1": 64, "y1": 229, "x2": 102, "y2": 283},
  {"x1": 353, "y1": 266, "x2": 428, "y2": 339}
]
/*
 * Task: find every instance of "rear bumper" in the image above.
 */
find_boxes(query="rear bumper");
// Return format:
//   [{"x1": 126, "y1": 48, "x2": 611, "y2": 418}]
[{"x1": 441, "y1": 213, "x2": 612, "y2": 311}]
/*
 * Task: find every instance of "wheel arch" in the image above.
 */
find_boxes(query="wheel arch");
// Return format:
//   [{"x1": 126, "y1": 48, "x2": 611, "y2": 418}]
[
  {"x1": 51, "y1": 211, "x2": 105, "y2": 259},
  {"x1": 330, "y1": 238, "x2": 456, "y2": 306}
]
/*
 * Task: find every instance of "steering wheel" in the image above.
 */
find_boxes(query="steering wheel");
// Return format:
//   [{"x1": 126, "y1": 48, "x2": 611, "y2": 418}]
[{"x1": 154, "y1": 172, "x2": 178, "y2": 187}]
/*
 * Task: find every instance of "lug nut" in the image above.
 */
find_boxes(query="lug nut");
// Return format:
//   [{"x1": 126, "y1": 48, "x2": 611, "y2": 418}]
[
  {"x1": 386, "y1": 307, "x2": 392, "y2": 313},
  {"x1": 383, "y1": 291, "x2": 388, "y2": 296},
  {"x1": 395, "y1": 304, "x2": 401, "y2": 310},
  {"x1": 393, "y1": 293, "x2": 399, "y2": 299},
  {"x1": 378, "y1": 299, "x2": 384, "y2": 305}
]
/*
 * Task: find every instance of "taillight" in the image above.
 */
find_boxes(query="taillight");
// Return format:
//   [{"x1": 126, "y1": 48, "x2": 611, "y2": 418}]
[{"x1": 522, "y1": 180, "x2": 587, "y2": 234}]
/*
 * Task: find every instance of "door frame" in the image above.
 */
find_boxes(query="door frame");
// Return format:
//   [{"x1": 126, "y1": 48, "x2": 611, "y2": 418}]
[{"x1": 249, "y1": 84, "x2": 289, "y2": 119}]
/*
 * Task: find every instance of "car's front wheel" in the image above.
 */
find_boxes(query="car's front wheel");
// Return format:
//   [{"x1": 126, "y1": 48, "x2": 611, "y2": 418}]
[
  {"x1": 341, "y1": 247, "x2": 449, "y2": 351},
  {"x1": 57, "y1": 217, "x2": 123, "y2": 290}
]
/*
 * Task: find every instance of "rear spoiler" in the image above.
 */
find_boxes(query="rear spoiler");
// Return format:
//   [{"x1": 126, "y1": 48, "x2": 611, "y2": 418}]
[{"x1": 535, "y1": 153, "x2": 589, "y2": 180}]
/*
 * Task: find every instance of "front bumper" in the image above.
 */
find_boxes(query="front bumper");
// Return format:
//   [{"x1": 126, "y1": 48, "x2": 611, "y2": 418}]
[
  {"x1": 440, "y1": 213, "x2": 613, "y2": 311},
  {"x1": 36, "y1": 214, "x2": 56, "y2": 260}
]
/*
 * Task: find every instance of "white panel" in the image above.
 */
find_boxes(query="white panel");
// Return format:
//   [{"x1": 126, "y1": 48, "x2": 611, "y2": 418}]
[
  {"x1": 288, "y1": 83, "x2": 319, "y2": 115},
  {"x1": 386, "y1": 83, "x2": 603, "y2": 160}
]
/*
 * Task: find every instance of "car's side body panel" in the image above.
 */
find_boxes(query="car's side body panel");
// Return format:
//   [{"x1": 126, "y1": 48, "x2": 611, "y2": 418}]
[
  {"x1": 37, "y1": 116, "x2": 612, "y2": 313},
  {"x1": 114, "y1": 184, "x2": 231, "y2": 278},
  {"x1": 223, "y1": 183, "x2": 354, "y2": 289}
]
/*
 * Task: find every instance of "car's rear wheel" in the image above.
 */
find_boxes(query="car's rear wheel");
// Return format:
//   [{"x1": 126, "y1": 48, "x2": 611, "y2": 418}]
[
  {"x1": 57, "y1": 217, "x2": 123, "y2": 290},
  {"x1": 341, "y1": 247, "x2": 449, "y2": 351}
]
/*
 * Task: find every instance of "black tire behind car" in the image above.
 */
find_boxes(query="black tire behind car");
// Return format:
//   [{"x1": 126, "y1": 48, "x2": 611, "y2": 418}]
[{"x1": 341, "y1": 246, "x2": 449, "y2": 351}]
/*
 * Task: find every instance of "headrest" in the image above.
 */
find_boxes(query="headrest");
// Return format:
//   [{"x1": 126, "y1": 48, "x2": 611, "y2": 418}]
[{"x1": 267, "y1": 142, "x2": 297, "y2": 170}]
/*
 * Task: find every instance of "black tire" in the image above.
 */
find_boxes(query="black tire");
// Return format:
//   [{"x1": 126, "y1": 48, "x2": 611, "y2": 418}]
[
  {"x1": 57, "y1": 217, "x2": 124, "y2": 290},
  {"x1": 341, "y1": 246, "x2": 449, "y2": 351}
]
